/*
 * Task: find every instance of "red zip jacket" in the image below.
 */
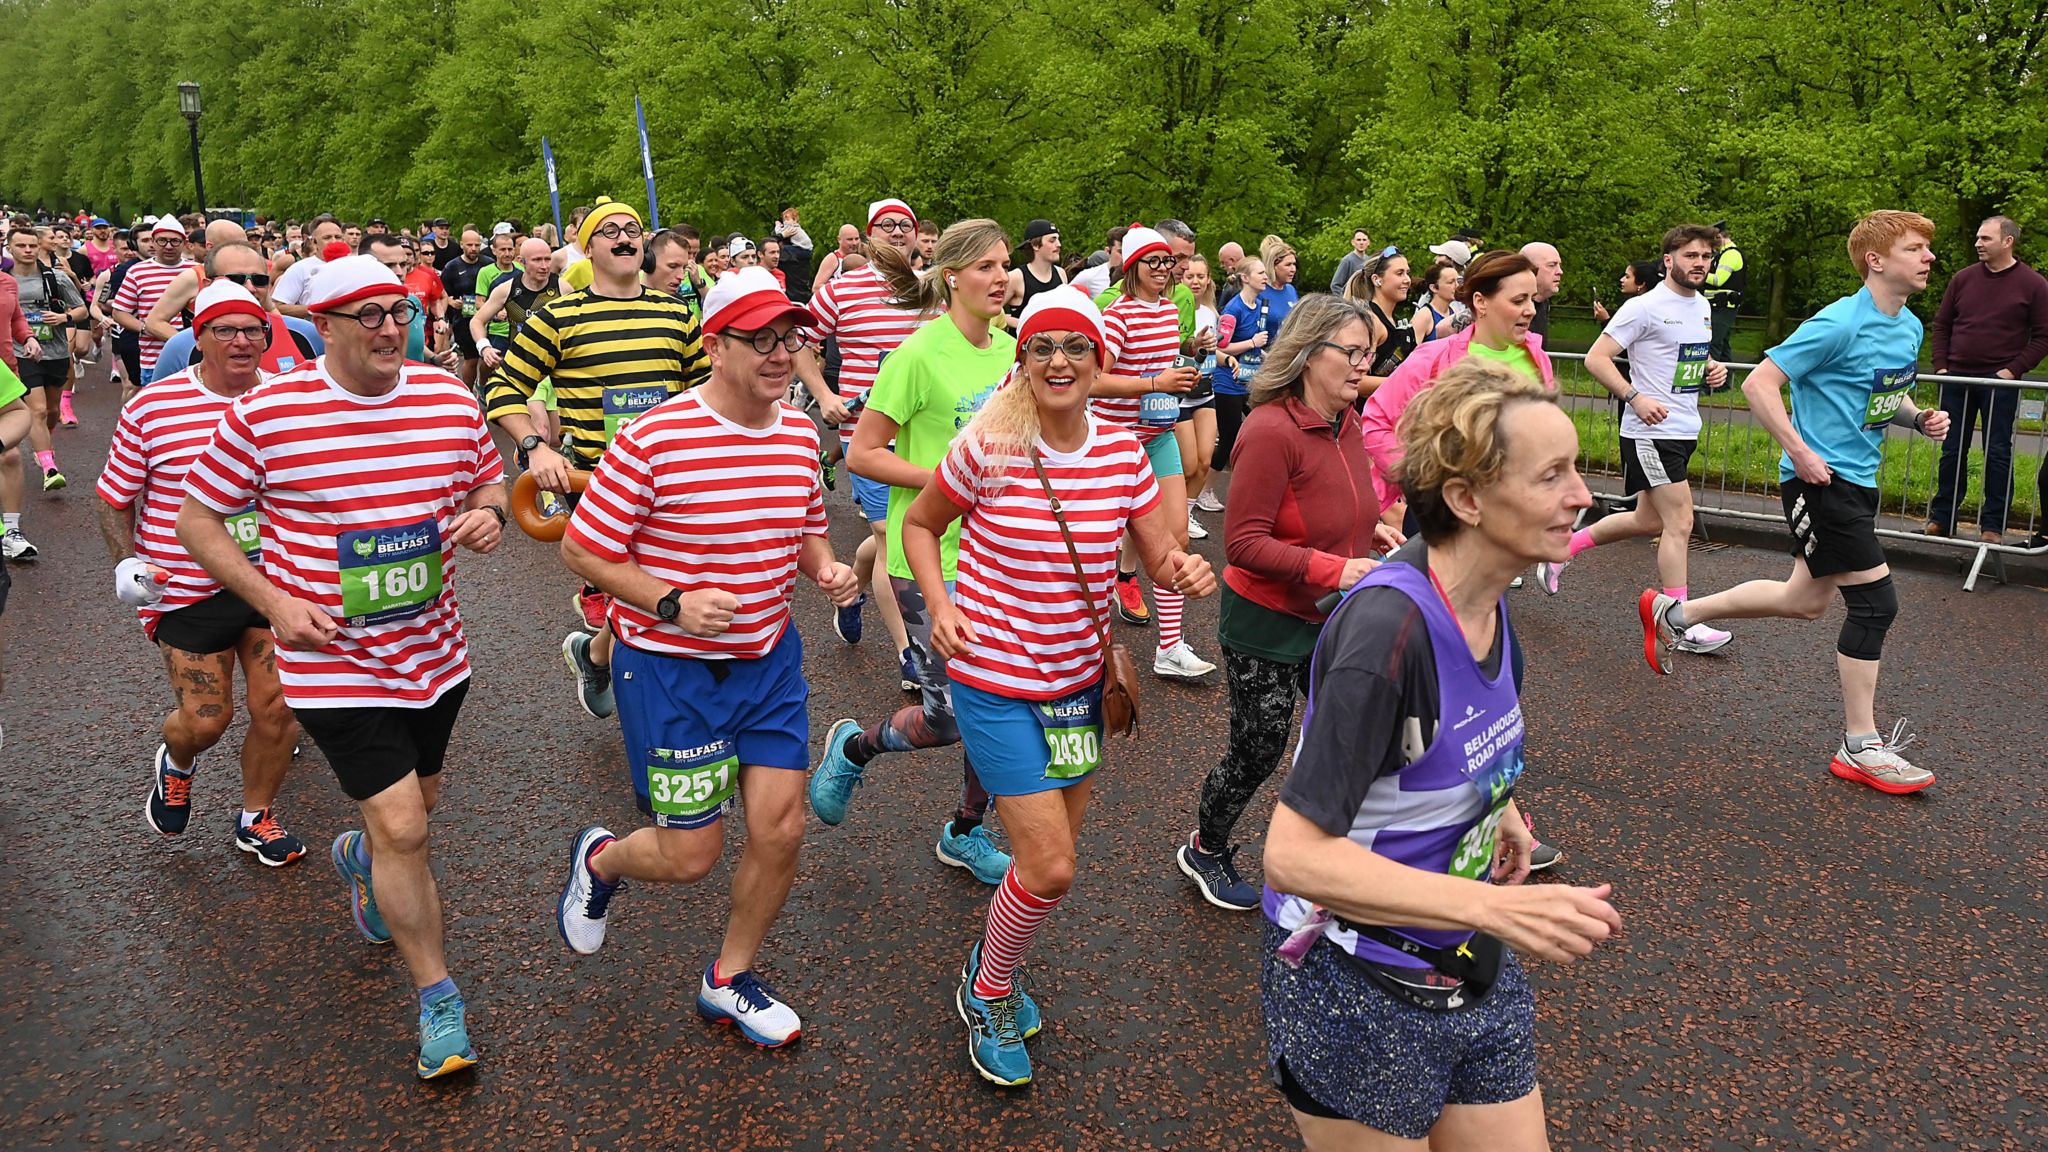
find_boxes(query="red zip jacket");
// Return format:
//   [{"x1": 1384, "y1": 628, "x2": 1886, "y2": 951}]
[
  {"x1": 0, "y1": 274, "x2": 31, "y2": 371},
  {"x1": 1223, "y1": 395, "x2": 1382, "y2": 622}
]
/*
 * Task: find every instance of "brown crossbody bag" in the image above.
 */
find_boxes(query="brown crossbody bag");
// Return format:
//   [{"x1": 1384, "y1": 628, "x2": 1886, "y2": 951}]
[{"x1": 1030, "y1": 451, "x2": 1139, "y2": 736}]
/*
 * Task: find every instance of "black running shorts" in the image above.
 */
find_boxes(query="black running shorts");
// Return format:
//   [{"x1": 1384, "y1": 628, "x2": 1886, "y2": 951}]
[
  {"x1": 1621, "y1": 436, "x2": 1697, "y2": 495},
  {"x1": 153, "y1": 590, "x2": 269, "y2": 655},
  {"x1": 296, "y1": 679, "x2": 470, "y2": 802},
  {"x1": 1781, "y1": 477, "x2": 1884, "y2": 578}
]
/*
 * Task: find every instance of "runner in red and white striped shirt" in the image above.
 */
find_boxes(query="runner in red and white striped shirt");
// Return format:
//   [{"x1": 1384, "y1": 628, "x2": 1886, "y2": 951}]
[
  {"x1": 899, "y1": 286, "x2": 1214, "y2": 1087},
  {"x1": 793, "y1": 197, "x2": 924, "y2": 660},
  {"x1": 555, "y1": 267, "x2": 859, "y2": 1051},
  {"x1": 176, "y1": 255, "x2": 509, "y2": 1082},
  {"x1": 96, "y1": 279, "x2": 306, "y2": 868},
  {"x1": 1088, "y1": 227, "x2": 1215, "y2": 679},
  {"x1": 110, "y1": 216, "x2": 201, "y2": 379}
]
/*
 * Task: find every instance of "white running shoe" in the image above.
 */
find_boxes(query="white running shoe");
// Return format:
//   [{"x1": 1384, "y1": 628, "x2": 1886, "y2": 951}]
[
  {"x1": 1154, "y1": 641, "x2": 1217, "y2": 679},
  {"x1": 1828, "y1": 720, "x2": 1934, "y2": 794},
  {"x1": 1195, "y1": 489, "x2": 1224, "y2": 513},
  {"x1": 556, "y1": 825, "x2": 623, "y2": 955},
  {"x1": 697, "y1": 964, "x2": 803, "y2": 1047},
  {"x1": 1, "y1": 528, "x2": 37, "y2": 561},
  {"x1": 1534, "y1": 559, "x2": 1567, "y2": 595},
  {"x1": 1187, "y1": 512, "x2": 1208, "y2": 541},
  {"x1": 1675, "y1": 623, "x2": 1733, "y2": 654}
]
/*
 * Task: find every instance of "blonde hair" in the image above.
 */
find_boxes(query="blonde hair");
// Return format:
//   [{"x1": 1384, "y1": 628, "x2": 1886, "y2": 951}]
[
  {"x1": 1847, "y1": 210, "x2": 1935, "y2": 277},
  {"x1": 1397, "y1": 359, "x2": 1557, "y2": 542},
  {"x1": 872, "y1": 218, "x2": 1012, "y2": 319},
  {"x1": 1246, "y1": 295, "x2": 1378, "y2": 408},
  {"x1": 1259, "y1": 234, "x2": 1296, "y2": 277},
  {"x1": 959, "y1": 366, "x2": 1039, "y2": 467}
]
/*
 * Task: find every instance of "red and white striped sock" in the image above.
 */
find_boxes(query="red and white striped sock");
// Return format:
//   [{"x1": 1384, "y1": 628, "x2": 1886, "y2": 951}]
[
  {"x1": 973, "y1": 867, "x2": 1062, "y2": 1000},
  {"x1": 1155, "y1": 589, "x2": 1185, "y2": 653}
]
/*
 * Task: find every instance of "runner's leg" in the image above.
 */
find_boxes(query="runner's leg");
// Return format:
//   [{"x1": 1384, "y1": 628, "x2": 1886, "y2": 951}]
[
  {"x1": 160, "y1": 644, "x2": 236, "y2": 771},
  {"x1": 234, "y1": 628, "x2": 297, "y2": 814},
  {"x1": 716, "y1": 764, "x2": 806, "y2": 976},
  {"x1": 359, "y1": 772, "x2": 450, "y2": 986},
  {"x1": 1642, "y1": 480, "x2": 1694, "y2": 592}
]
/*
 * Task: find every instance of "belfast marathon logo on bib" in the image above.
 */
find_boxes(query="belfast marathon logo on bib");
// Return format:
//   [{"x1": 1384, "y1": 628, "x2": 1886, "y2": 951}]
[
  {"x1": 225, "y1": 505, "x2": 261, "y2": 558},
  {"x1": 337, "y1": 519, "x2": 444, "y2": 627},
  {"x1": 645, "y1": 739, "x2": 740, "y2": 827},
  {"x1": 1034, "y1": 685, "x2": 1104, "y2": 780},
  {"x1": 1672, "y1": 342, "x2": 1711, "y2": 394},
  {"x1": 603, "y1": 384, "x2": 667, "y2": 443},
  {"x1": 1864, "y1": 365, "x2": 1916, "y2": 430}
]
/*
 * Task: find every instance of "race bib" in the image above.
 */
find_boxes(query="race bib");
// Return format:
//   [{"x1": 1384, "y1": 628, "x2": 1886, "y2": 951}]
[
  {"x1": 603, "y1": 383, "x2": 668, "y2": 443},
  {"x1": 1447, "y1": 746, "x2": 1524, "y2": 881},
  {"x1": 1034, "y1": 685, "x2": 1104, "y2": 780},
  {"x1": 461, "y1": 294, "x2": 479, "y2": 317},
  {"x1": 1672, "y1": 342, "x2": 1711, "y2": 394},
  {"x1": 225, "y1": 506, "x2": 261, "y2": 557},
  {"x1": 1864, "y1": 365, "x2": 1915, "y2": 430},
  {"x1": 645, "y1": 739, "x2": 740, "y2": 826},
  {"x1": 337, "y1": 518, "x2": 443, "y2": 626}
]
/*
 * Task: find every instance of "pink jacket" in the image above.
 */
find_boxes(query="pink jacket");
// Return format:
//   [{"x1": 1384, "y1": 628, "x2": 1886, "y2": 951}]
[
  {"x1": 0, "y1": 274, "x2": 31, "y2": 371},
  {"x1": 1358, "y1": 326, "x2": 1555, "y2": 510}
]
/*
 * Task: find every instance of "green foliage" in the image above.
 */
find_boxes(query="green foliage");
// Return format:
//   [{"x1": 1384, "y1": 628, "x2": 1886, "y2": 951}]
[{"x1": 3, "y1": 0, "x2": 2044, "y2": 320}]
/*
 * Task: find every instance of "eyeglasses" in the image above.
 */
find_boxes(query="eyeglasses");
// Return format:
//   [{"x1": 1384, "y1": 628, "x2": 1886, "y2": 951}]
[
  {"x1": 722, "y1": 328, "x2": 806, "y2": 355},
  {"x1": 1135, "y1": 255, "x2": 1176, "y2": 271},
  {"x1": 204, "y1": 322, "x2": 270, "y2": 344},
  {"x1": 872, "y1": 219, "x2": 914, "y2": 234},
  {"x1": 329, "y1": 299, "x2": 420, "y2": 328},
  {"x1": 215, "y1": 272, "x2": 273, "y2": 288},
  {"x1": 1316, "y1": 341, "x2": 1371, "y2": 368},
  {"x1": 592, "y1": 222, "x2": 644, "y2": 241},
  {"x1": 1022, "y1": 335, "x2": 1096, "y2": 363}
]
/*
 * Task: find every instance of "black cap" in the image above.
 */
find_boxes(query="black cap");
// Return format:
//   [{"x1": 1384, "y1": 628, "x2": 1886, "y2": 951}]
[
  {"x1": 1712, "y1": 220, "x2": 1729, "y2": 232},
  {"x1": 1453, "y1": 227, "x2": 1481, "y2": 242},
  {"x1": 1024, "y1": 218, "x2": 1058, "y2": 242}
]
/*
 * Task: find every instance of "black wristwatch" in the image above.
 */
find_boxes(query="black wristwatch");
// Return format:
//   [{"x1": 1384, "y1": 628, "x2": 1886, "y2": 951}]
[
  {"x1": 656, "y1": 587, "x2": 683, "y2": 622},
  {"x1": 483, "y1": 505, "x2": 507, "y2": 529},
  {"x1": 518, "y1": 434, "x2": 546, "y2": 455}
]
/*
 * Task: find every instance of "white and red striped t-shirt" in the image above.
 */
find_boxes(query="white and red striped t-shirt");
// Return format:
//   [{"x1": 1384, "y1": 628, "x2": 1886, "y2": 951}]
[
  {"x1": 97, "y1": 366, "x2": 265, "y2": 639},
  {"x1": 934, "y1": 420, "x2": 1161, "y2": 699},
  {"x1": 805, "y1": 265, "x2": 921, "y2": 447},
  {"x1": 1091, "y1": 295, "x2": 1183, "y2": 444},
  {"x1": 564, "y1": 388, "x2": 828, "y2": 659},
  {"x1": 110, "y1": 258, "x2": 200, "y2": 375},
  {"x1": 184, "y1": 361, "x2": 506, "y2": 709}
]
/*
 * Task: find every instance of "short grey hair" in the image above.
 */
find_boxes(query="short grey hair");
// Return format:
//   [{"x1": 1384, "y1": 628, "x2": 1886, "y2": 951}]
[
  {"x1": 1155, "y1": 218, "x2": 1197, "y2": 244},
  {"x1": 1986, "y1": 215, "x2": 2020, "y2": 241}
]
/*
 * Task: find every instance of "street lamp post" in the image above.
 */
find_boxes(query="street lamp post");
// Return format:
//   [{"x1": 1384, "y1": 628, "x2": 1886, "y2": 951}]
[{"x1": 176, "y1": 82, "x2": 205, "y2": 218}]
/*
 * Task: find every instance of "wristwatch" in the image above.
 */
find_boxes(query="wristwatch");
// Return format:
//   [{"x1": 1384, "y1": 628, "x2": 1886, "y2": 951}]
[
  {"x1": 483, "y1": 505, "x2": 508, "y2": 529},
  {"x1": 656, "y1": 588, "x2": 683, "y2": 622},
  {"x1": 518, "y1": 434, "x2": 545, "y2": 455}
]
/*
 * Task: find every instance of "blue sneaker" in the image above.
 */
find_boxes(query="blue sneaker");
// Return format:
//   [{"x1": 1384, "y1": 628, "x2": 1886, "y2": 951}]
[
  {"x1": 833, "y1": 594, "x2": 867, "y2": 644},
  {"x1": 899, "y1": 649, "x2": 919, "y2": 692},
  {"x1": 1176, "y1": 832, "x2": 1259, "y2": 911},
  {"x1": 808, "y1": 718, "x2": 866, "y2": 826},
  {"x1": 936, "y1": 820, "x2": 1011, "y2": 885},
  {"x1": 957, "y1": 946, "x2": 1033, "y2": 1086},
  {"x1": 962, "y1": 943, "x2": 1040, "y2": 1039},
  {"x1": 697, "y1": 962, "x2": 802, "y2": 1047},
  {"x1": 330, "y1": 830, "x2": 391, "y2": 945},
  {"x1": 416, "y1": 991, "x2": 478, "y2": 1079}
]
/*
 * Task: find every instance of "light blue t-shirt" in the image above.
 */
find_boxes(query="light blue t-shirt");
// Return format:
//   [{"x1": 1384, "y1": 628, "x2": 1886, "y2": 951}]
[
  {"x1": 1766, "y1": 286, "x2": 1922, "y2": 489},
  {"x1": 146, "y1": 315, "x2": 325, "y2": 385}
]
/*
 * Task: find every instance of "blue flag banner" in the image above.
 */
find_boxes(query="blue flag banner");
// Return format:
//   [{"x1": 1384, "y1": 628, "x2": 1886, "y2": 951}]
[
  {"x1": 635, "y1": 96, "x2": 661, "y2": 230},
  {"x1": 541, "y1": 136, "x2": 563, "y2": 240}
]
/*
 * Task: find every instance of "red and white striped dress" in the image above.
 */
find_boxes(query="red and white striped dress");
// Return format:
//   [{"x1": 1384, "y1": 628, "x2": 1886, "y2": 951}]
[
  {"x1": 109, "y1": 258, "x2": 200, "y2": 376},
  {"x1": 805, "y1": 265, "x2": 921, "y2": 448},
  {"x1": 564, "y1": 389, "x2": 828, "y2": 659},
  {"x1": 934, "y1": 420, "x2": 1161, "y2": 700},
  {"x1": 1091, "y1": 295, "x2": 1183, "y2": 444},
  {"x1": 184, "y1": 361, "x2": 505, "y2": 709},
  {"x1": 97, "y1": 366, "x2": 263, "y2": 640}
]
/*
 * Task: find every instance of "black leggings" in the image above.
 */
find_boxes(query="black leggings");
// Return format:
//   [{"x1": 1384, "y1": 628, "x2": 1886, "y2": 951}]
[
  {"x1": 1197, "y1": 646, "x2": 1310, "y2": 849},
  {"x1": 1212, "y1": 393, "x2": 1249, "y2": 471}
]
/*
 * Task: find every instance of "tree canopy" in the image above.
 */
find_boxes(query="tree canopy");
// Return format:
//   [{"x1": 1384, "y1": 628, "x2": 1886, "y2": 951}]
[{"x1": 3, "y1": 0, "x2": 2043, "y2": 327}]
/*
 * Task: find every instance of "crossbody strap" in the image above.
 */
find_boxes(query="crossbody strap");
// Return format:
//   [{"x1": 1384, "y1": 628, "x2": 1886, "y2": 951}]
[{"x1": 1030, "y1": 450, "x2": 1115, "y2": 661}]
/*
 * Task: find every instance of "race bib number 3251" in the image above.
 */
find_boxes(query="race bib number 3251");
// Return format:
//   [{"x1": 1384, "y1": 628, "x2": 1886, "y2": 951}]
[
  {"x1": 644, "y1": 740, "x2": 740, "y2": 827},
  {"x1": 337, "y1": 519, "x2": 444, "y2": 626}
]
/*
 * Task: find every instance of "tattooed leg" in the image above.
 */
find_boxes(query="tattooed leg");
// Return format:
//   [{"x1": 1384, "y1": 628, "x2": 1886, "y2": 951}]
[{"x1": 158, "y1": 644, "x2": 238, "y2": 771}]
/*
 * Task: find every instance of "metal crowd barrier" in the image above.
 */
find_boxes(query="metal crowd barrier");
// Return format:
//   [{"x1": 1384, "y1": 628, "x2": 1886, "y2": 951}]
[{"x1": 1545, "y1": 352, "x2": 2048, "y2": 590}]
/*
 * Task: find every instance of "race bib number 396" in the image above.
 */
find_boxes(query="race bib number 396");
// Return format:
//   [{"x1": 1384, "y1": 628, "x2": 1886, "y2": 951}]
[
  {"x1": 337, "y1": 519, "x2": 444, "y2": 626},
  {"x1": 226, "y1": 507, "x2": 261, "y2": 558},
  {"x1": 1864, "y1": 365, "x2": 1916, "y2": 430}
]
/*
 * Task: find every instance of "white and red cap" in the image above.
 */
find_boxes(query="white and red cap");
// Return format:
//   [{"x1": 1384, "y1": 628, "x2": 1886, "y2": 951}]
[
  {"x1": 1012, "y1": 285, "x2": 1108, "y2": 368},
  {"x1": 306, "y1": 254, "x2": 407, "y2": 313},
  {"x1": 1120, "y1": 225, "x2": 1170, "y2": 270},
  {"x1": 191, "y1": 280, "x2": 265, "y2": 330},
  {"x1": 702, "y1": 266, "x2": 816, "y2": 336},
  {"x1": 150, "y1": 214, "x2": 188, "y2": 238},
  {"x1": 866, "y1": 198, "x2": 917, "y2": 232}
]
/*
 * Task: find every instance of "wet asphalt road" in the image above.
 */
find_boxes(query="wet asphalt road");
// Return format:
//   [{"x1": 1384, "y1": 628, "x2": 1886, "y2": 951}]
[{"x1": 3, "y1": 365, "x2": 2043, "y2": 1151}]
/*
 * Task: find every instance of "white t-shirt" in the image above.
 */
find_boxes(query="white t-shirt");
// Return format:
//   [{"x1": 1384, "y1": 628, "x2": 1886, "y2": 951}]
[
  {"x1": 1071, "y1": 261, "x2": 1113, "y2": 298},
  {"x1": 1603, "y1": 280, "x2": 1712, "y2": 440},
  {"x1": 272, "y1": 255, "x2": 327, "y2": 308}
]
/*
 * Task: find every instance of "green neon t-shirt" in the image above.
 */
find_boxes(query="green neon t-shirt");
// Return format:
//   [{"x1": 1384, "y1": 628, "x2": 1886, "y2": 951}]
[
  {"x1": 476, "y1": 262, "x2": 523, "y2": 338},
  {"x1": 866, "y1": 318, "x2": 1016, "y2": 581},
  {"x1": 1466, "y1": 338, "x2": 1539, "y2": 382}
]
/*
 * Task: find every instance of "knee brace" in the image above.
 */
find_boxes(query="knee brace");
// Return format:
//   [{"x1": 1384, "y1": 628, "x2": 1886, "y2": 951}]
[{"x1": 1837, "y1": 575, "x2": 1898, "y2": 661}]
